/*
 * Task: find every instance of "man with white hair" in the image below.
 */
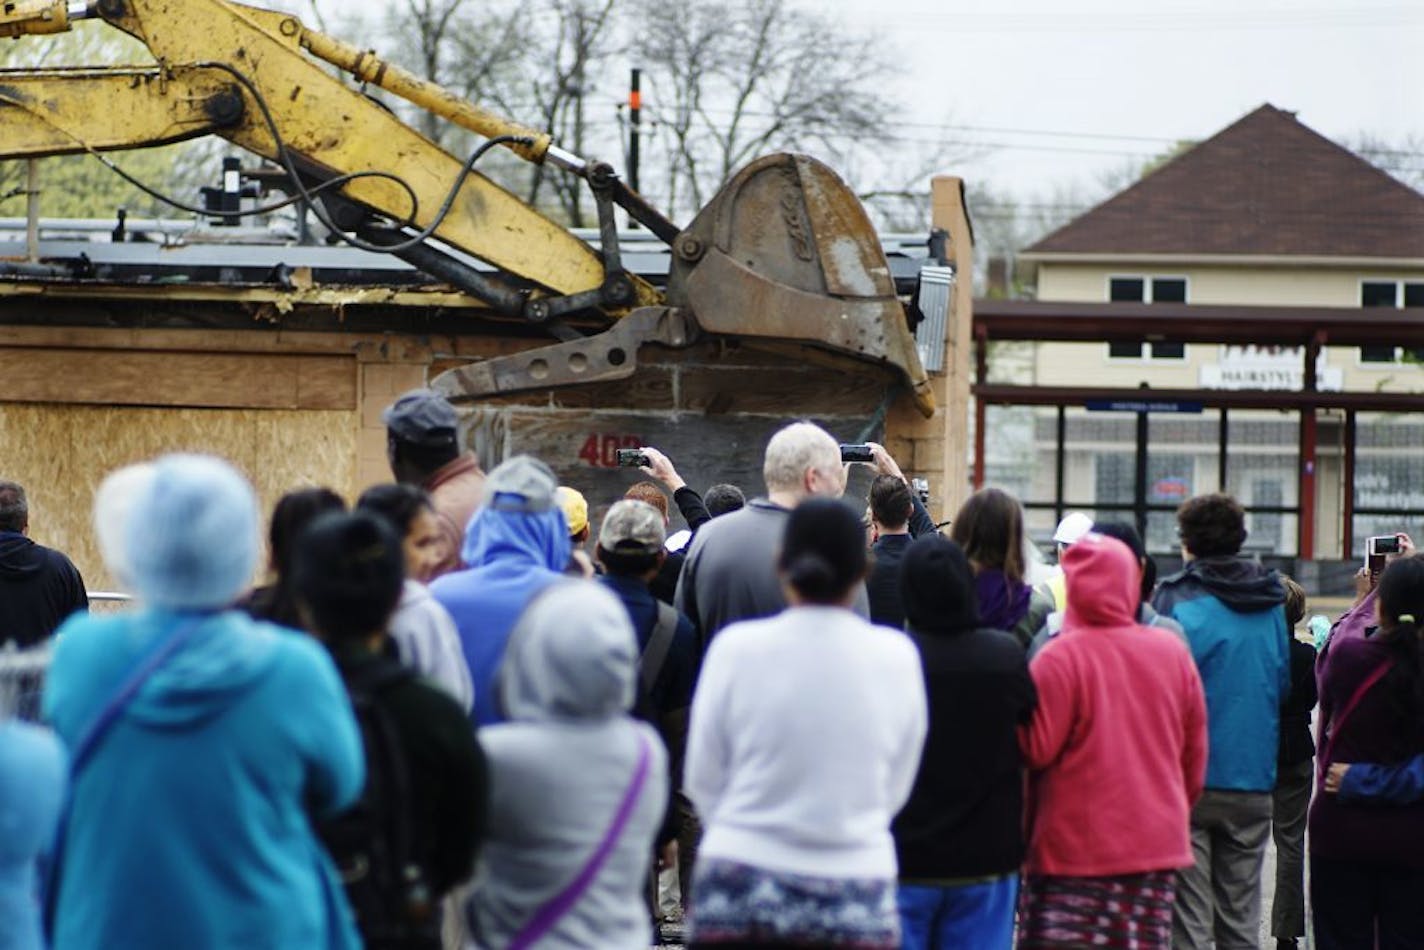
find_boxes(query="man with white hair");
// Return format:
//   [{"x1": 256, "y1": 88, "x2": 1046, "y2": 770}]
[{"x1": 675, "y1": 421, "x2": 860, "y2": 646}]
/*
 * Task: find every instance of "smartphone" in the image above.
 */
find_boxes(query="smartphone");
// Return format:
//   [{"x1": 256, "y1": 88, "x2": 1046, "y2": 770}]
[
  {"x1": 614, "y1": 448, "x2": 649, "y2": 468},
  {"x1": 1366, "y1": 534, "x2": 1402, "y2": 573},
  {"x1": 839, "y1": 443, "x2": 874, "y2": 463}
]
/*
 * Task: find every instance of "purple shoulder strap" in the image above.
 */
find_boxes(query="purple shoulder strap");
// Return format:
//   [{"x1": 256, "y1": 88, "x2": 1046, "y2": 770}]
[{"x1": 508, "y1": 731, "x2": 652, "y2": 950}]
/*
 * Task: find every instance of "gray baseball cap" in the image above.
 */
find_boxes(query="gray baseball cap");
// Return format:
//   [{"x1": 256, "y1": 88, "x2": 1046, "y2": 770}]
[
  {"x1": 484, "y1": 455, "x2": 559, "y2": 514},
  {"x1": 598, "y1": 499, "x2": 666, "y2": 555},
  {"x1": 382, "y1": 388, "x2": 458, "y2": 449}
]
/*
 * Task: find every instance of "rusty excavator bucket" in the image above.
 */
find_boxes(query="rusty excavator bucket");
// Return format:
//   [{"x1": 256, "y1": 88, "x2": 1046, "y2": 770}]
[
  {"x1": 433, "y1": 154, "x2": 934, "y2": 417},
  {"x1": 667, "y1": 154, "x2": 934, "y2": 416}
]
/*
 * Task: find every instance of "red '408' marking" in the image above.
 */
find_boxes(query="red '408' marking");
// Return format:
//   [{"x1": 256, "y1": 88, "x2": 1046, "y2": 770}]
[{"x1": 577, "y1": 434, "x2": 642, "y2": 467}]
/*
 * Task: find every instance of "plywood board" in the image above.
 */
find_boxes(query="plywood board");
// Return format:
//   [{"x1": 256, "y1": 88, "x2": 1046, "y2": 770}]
[
  {"x1": 0, "y1": 403, "x2": 357, "y2": 594},
  {"x1": 0, "y1": 349, "x2": 356, "y2": 410}
]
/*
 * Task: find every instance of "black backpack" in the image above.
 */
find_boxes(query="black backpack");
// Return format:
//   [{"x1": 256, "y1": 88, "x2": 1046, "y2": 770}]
[
  {"x1": 318, "y1": 657, "x2": 438, "y2": 949},
  {"x1": 633, "y1": 601, "x2": 680, "y2": 722}
]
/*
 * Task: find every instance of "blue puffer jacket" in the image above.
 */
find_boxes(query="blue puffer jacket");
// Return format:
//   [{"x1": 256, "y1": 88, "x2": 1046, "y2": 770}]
[{"x1": 1153, "y1": 556, "x2": 1289, "y2": 792}]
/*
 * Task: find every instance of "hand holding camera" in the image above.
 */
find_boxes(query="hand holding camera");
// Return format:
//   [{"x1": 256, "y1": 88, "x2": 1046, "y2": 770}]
[
  {"x1": 628, "y1": 446, "x2": 686, "y2": 492},
  {"x1": 1363, "y1": 532, "x2": 1415, "y2": 590}
]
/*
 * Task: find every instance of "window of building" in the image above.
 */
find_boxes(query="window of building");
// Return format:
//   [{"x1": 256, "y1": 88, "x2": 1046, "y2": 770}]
[
  {"x1": 1107, "y1": 277, "x2": 1188, "y2": 360},
  {"x1": 1360, "y1": 280, "x2": 1424, "y2": 363}
]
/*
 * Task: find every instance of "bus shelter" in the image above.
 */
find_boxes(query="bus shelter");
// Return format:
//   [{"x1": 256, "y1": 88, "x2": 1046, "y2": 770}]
[{"x1": 971, "y1": 300, "x2": 1424, "y2": 576}]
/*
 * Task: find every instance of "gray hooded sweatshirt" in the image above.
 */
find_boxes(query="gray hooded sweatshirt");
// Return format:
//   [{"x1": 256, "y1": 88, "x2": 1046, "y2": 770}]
[{"x1": 467, "y1": 580, "x2": 668, "y2": 950}]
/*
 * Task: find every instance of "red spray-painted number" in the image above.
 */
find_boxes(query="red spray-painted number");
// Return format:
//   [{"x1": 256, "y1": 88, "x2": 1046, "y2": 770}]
[{"x1": 577, "y1": 434, "x2": 643, "y2": 467}]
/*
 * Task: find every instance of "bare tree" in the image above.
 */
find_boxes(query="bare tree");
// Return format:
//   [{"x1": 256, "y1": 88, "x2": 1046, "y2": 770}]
[
  {"x1": 636, "y1": 0, "x2": 891, "y2": 220},
  {"x1": 1348, "y1": 132, "x2": 1424, "y2": 192},
  {"x1": 517, "y1": 0, "x2": 622, "y2": 226}
]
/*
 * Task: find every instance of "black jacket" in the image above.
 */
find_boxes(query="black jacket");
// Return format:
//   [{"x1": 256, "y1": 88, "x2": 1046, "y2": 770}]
[
  {"x1": 0, "y1": 532, "x2": 87, "y2": 648},
  {"x1": 867, "y1": 496, "x2": 938, "y2": 629},
  {"x1": 1279, "y1": 636, "x2": 1318, "y2": 767},
  {"x1": 892, "y1": 625, "x2": 1037, "y2": 880},
  {"x1": 868, "y1": 534, "x2": 914, "y2": 629},
  {"x1": 651, "y1": 487, "x2": 713, "y2": 606},
  {"x1": 330, "y1": 645, "x2": 489, "y2": 897}
]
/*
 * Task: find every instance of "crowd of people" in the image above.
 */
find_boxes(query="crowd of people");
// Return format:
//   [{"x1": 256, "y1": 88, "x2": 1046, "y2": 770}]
[{"x1": 1, "y1": 387, "x2": 1421, "y2": 950}]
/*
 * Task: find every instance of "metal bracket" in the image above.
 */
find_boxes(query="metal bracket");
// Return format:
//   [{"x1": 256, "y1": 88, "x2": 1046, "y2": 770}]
[{"x1": 431, "y1": 306, "x2": 700, "y2": 401}]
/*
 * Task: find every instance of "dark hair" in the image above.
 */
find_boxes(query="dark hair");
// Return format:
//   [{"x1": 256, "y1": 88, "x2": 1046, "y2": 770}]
[
  {"x1": 596, "y1": 545, "x2": 661, "y2": 578},
  {"x1": 1281, "y1": 576, "x2": 1307, "y2": 627},
  {"x1": 899, "y1": 535, "x2": 979, "y2": 635},
  {"x1": 1376, "y1": 556, "x2": 1424, "y2": 722},
  {"x1": 269, "y1": 487, "x2": 346, "y2": 576},
  {"x1": 869, "y1": 475, "x2": 912, "y2": 531},
  {"x1": 0, "y1": 481, "x2": 26, "y2": 533},
  {"x1": 388, "y1": 432, "x2": 460, "y2": 479},
  {"x1": 1177, "y1": 493, "x2": 1247, "y2": 558},
  {"x1": 704, "y1": 483, "x2": 746, "y2": 518},
  {"x1": 624, "y1": 481, "x2": 669, "y2": 520},
  {"x1": 778, "y1": 498, "x2": 868, "y2": 604},
  {"x1": 1093, "y1": 521, "x2": 1153, "y2": 601},
  {"x1": 356, "y1": 482, "x2": 434, "y2": 538},
  {"x1": 950, "y1": 487, "x2": 1026, "y2": 583},
  {"x1": 291, "y1": 511, "x2": 405, "y2": 642}
]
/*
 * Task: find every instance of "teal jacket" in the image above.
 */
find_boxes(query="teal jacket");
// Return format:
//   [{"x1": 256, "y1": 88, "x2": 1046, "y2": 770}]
[
  {"x1": 42, "y1": 609, "x2": 364, "y2": 950},
  {"x1": 0, "y1": 720, "x2": 66, "y2": 950},
  {"x1": 1153, "y1": 557, "x2": 1289, "y2": 792}
]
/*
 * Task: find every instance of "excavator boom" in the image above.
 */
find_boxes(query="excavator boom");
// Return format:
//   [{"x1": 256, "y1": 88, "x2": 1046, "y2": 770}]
[{"x1": 0, "y1": 0, "x2": 934, "y2": 415}]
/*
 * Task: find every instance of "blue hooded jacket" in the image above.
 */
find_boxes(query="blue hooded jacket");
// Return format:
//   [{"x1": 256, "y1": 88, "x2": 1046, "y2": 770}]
[
  {"x1": 0, "y1": 719, "x2": 65, "y2": 950},
  {"x1": 41, "y1": 609, "x2": 364, "y2": 950},
  {"x1": 1153, "y1": 556, "x2": 1289, "y2": 792},
  {"x1": 431, "y1": 505, "x2": 571, "y2": 726}
]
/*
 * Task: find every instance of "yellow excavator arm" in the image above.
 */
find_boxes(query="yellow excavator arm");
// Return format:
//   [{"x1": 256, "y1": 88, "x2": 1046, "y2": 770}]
[{"x1": 0, "y1": 0, "x2": 934, "y2": 415}]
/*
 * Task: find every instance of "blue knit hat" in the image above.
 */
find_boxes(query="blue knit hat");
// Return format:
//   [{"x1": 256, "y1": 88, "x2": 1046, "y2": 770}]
[{"x1": 126, "y1": 454, "x2": 259, "y2": 610}]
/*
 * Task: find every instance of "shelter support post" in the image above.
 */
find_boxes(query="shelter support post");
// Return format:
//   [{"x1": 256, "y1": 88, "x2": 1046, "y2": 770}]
[
  {"x1": 1343, "y1": 409, "x2": 1356, "y2": 559},
  {"x1": 1298, "y1": 332, "x2": 1325, "y2": 559}
]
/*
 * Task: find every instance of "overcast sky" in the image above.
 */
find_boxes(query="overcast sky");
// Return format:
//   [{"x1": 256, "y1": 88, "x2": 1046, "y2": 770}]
[
  {"x1": 316, "y1": 0, "x2": 1422, "y2": 201},
  {"x1": 822, "y1": 0, "x2": 1422, "y2": 196}
]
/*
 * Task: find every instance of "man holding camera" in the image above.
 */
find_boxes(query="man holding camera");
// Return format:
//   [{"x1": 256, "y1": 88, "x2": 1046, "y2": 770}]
[
  {"x1": 865, "y1": 444, "x2": 937, "y2": 629},
  {"x1": 676, "y1": 422, "x2": 859, "y2": 647}
]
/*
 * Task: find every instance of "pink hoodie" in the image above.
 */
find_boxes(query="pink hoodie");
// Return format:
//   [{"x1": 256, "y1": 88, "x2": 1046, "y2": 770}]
[{"x1": 1019, "y1": 534, "x2": 1208, "y2": 877}]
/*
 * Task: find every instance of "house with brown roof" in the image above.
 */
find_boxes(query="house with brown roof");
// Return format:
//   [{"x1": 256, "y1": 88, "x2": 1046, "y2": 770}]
[{"x1": 982, "y1": 105, "x2": 1424, "y2": 567}]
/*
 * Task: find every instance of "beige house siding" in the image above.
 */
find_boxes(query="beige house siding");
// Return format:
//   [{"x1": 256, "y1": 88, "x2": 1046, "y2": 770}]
[
  {"x1": 1036, "y1": 261, "x2": 1424, "y2": 307},
  {"x1": 1030, "y1": 262, "x2": 1424, "y2": 393}
]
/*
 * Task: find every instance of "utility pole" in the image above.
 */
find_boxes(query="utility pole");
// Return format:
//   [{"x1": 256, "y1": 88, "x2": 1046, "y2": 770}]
[{"x1": 627, "y1": 67, "x2": 641, "y2": 228}]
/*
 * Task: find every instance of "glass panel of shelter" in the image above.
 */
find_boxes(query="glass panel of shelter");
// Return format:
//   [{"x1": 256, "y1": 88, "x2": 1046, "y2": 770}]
[
  {"x1": 1353, "y1": 411, "x2": 1424, "y2": 559},
  {"x1": 996, "y1": 402, "x2": 1301, "y2": 559}
]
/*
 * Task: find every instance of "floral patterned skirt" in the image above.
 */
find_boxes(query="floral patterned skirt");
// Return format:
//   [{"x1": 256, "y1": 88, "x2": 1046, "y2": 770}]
[{"x1": 687, "y1": 857, "x2": 898, "y2": 948}]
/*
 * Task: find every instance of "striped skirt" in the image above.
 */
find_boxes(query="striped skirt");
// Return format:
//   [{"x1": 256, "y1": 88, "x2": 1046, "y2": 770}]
[{"x1": 1017, "y1": 871, "x2": 1175, "y2": 948}]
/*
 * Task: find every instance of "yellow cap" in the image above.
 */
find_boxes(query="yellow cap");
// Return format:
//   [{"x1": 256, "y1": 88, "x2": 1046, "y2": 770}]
[{"x1": 556, "y1": 485, "x2": 589, "y2": 537}]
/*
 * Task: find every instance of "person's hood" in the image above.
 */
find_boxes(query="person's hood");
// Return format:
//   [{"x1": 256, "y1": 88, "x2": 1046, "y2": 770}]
[
  {"x1": 461, "y1": 505, "x2": 571, "y2": 573},
  {"x1": 1187, "y1": 555, "x2": 1285, "y2": 613},
  {"x1": 126, "y1": 610, "x2": 282, "y2": 727},
  {"x1": 900, "y1": 534, "x2": 978, "y2": 636},
  {"x1": 0, "y1": 532, "x2": 44, "y2": 579},
  {"x1": 497, "y1": 580, "x2": 636, "y2": 722},
  {"x1": 1062, "y1": 533, "x2": 1140, "y2": 630}
]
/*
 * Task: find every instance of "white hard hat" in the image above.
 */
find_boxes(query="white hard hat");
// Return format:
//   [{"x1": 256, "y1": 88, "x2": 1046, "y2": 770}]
[{"x1": 1053, "y1": 511, "x2": 1094, "y2": 545}]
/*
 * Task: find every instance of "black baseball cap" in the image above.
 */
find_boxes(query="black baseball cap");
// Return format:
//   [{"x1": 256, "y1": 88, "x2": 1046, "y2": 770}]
[{"x1": 382, "y1": 388, "x2": 458, "y2": 449}]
